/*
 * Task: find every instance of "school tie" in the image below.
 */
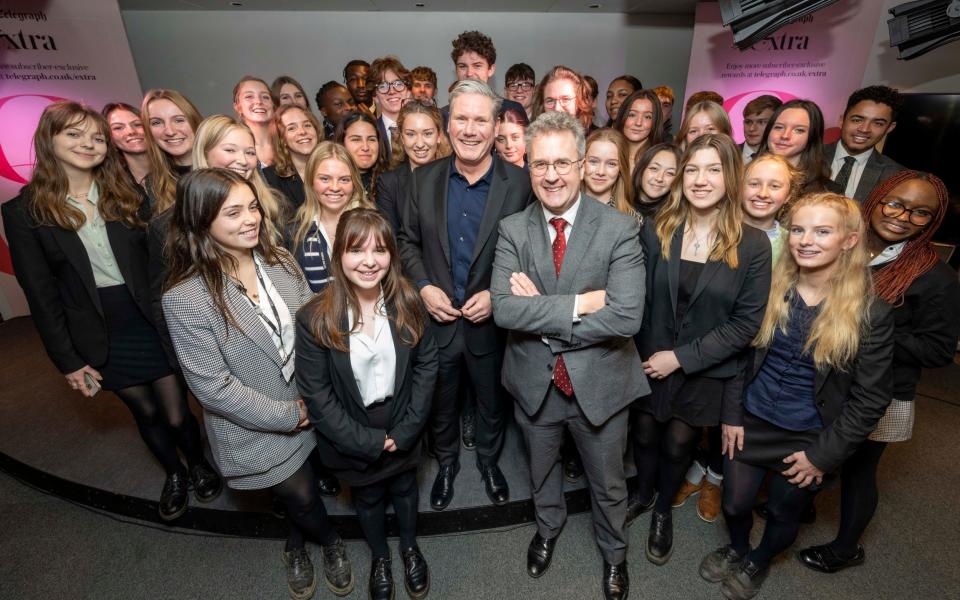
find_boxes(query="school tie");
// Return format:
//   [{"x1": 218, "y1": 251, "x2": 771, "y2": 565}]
[
  {"x1": 549, "y1": 217, "x2": 574, "y2": 397},
  {"x1": 834, "y1": 156, "x2": 856, "y2": 194}
]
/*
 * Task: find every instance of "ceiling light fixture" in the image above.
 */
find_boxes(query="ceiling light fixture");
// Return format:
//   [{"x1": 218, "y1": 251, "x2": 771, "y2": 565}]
[{"x1": 588, "y1": 3, "x2": 602, "y2": 7}]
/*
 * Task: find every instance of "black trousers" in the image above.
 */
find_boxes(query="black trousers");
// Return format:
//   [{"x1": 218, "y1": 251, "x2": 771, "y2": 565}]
[
  {"x1": 432, "y1": 320, "x2": 504, "y2": 468},
  {"x1": 353, "y1": 468, "x2": 419, "y2": 559}
]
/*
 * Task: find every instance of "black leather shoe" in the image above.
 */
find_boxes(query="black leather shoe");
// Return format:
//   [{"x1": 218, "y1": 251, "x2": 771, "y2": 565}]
[
  {"x1": 526, "y1": 532, "x2": 557, "y2": 578},
  {"x1": 797, "y1": 544, "x2": 865, "y2": 573},
  {"x1": 602, "y1": 561, "x2": 629, "y2": 600},
  {"x1": 755, "y1": 501, "x2": 816, "y2": 524},
  {"x1": 369, "y1": 557, "x2": 393, "y2": 600},
  {"x1": 430, "y1": 463, "x2": 459, "y2": 511},
  {"x1": 282, "y1": 547, "x2": 317, "y2": 600},
  {"x1": 721, "y1": 558, "x2": 768, "y2": 600},
  {"x1": 461, "y1": 409, "x2": 476, "y2": 451},
  {"x1": 625, "y1": 491, "x2": 657, "y2": 527},
  {"x1": 401, "y1": 546, "x2": 430, "y2": 599},
  {"x1": 563, "y1": 453, "x2": 584, "y2": 483},
  {"x1": 320, "y1": 537, "x2": 354, "y2": 597},
  {"x1": 700, "y1": 545, "x2": 745, "y2": 583},
  {"x1": 480, "y1": 464, "x2": 509, "y2": 506},
  {"x1": 189, "y1": 461, "x2": 222, "y2": 503},
  {"x1": 159, "y1": 471, "x2": 189, "y2": 521},
  {"x1": 316, "y1": 474, "x2": 341, "y2": 497},
  {"x1": 646, "y1": 511, "x2": 673, "y2": 565}
]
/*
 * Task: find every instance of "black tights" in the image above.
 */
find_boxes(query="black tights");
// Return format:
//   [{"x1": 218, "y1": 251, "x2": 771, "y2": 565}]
[
  {"x1": 830, "y1": 440, "x2": 888, "y2": 556},
  {"x1": 270, "y1": 460, "x2": 338, "y2": 552},
  {"x1": 353, "y1": 469, "x2": 419, "y2": 559},
  {"x1": 723, "y1": 457, "x2": 819, "y2": 568},
  {"x1": 633, "y1": 413, "x2": 700, "y2": 513},
  {"x1": 114, "y1": 374, "x2": 203, "y2": 476}
]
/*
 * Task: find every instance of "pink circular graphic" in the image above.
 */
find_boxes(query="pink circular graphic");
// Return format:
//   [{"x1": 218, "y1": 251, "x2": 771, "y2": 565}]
[
  {"x1": 723, "y1": 90, "x2": 799, "y2": 144},
  {"x1": 0, "y1": 94, "x2": 66, "y2": 185}
]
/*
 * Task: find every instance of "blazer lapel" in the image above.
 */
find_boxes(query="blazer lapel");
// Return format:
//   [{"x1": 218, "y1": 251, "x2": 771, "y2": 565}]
[
  {"x1": 527, "y1": 206, "x2": 557, "y2": 295},
  {"x1": 556, "y1": 197, "x2": 598, "y2": 292},
  {"x1": 814, "y1": 365, "x2": 830, "y2": 396},
  {"x1": 105, "y1": 221, "x2": 137, "y2": 299},
  {"x1": 856, "y1": 153, "x2": 883, "y2": 200},
  {"x1": 688, "y1": 258, "x2": 723, "y2": 308},
  {"x1": 50, "y1": 227, "x2": 102, "y2": 316},
  {"x1": 470, "y1": 157, "x2": 508, "y2": 266},
  {"x1": 388, "y1": 307, "x2": 410, "y2": 393},
  {"x1": 330, "y1": 312, "x2": 367, "y2": 409},
  {"x1": 434, "y1": 158, "x2": 452, "y2": 268},
  {"x1": 668, "y1": 230, "x2": 682, "y2": 319}
]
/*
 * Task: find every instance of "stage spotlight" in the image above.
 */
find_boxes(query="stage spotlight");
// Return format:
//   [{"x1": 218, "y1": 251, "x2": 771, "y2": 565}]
[{"x1": 888, "y1": 0, "x2": 960, "y2": 60}]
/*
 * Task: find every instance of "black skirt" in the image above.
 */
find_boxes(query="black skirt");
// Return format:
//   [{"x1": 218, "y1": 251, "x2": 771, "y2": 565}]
[
  {"x1": 638, "y1": 371, "x2": 728, "y2": 427},
  {"x1": 333, "y1": 397, "x2": 422, "y2": 487},
  {"x1": 97, "y1": 285, "x2": 172, "y2": 391},
  {"x1": 733, "y1": 410, "x2": 821, "y2": 474}
]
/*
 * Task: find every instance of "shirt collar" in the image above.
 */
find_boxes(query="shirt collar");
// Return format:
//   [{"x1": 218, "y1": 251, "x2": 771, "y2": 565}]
[
  {"x1": 66, "y1": 181, "x2": 99, "y2": 205},
  {"x1": 382, "y1": 114, "x2": 397, "y2": 130},
  {"x1": 450, "y1": 155, "x2": 495, "y2": 186},
  {"x1": 542, "y1": 194, "x2": 583, "y2": 228},
  {"x1": 836, "y1": 142, "x2": 873, "y2": 165},
  {"x1": 869, "y1": 240, "x2": 907, "y2": 267}
]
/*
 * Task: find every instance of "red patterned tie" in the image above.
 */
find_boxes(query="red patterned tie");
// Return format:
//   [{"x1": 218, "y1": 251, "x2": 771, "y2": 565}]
[{"x1": 549, "y1": 217, "x2": 574, "y2": 397}]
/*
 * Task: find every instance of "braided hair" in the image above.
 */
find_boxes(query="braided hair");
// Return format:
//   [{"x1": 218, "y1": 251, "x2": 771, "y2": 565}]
[{"x1": 861, "y1": 170, "x2": 949, "y2": 305}]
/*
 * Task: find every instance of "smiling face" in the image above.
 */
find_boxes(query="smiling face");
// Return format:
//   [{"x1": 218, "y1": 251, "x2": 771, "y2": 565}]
[
  {"x1": 640, "y1": 150, "x2": 678, "y2": 201},
  {"x1": 312, "y1": 157, "x2": 354, "y2": 216},
  {"x1": 280, "y1": 107, "x2": 318, "y2": 159},
  {"x1": 148, "y1": 98, "x2": 195, "y2": 164},
  {"x1": 622, "y1": 98, "x2": 654, "y2": 144},
  {"x1": 685, "y1": 111, "x2": 720, "y2": 145},
  {"x1": 277, "y1": 83, "x2": 308, "y2": 109},
  {"x1": 342, "y1": 232, "x2": 391, "y2": 292},
  {"x1": 342, "y1": 120, "x2": 378, "y2": 171},
  {"x1": 319, "y1": 85, "x2": 356, "y2": 127},
  {"x1": 375, "y1": 68, "x2": 411, "y2": 121},
  {"x1": 234, "y1": 80, "x2": 274, "y2": 126},
  {"x1": 841, "y1": 100, "x2": 896, "y2": 155},
  {"x1": 494, "y1": 120, "x2": 526, "y2": 167},
  {"x1": 583, "y1": 140, "x2": 620, "y2": 199},
  {"x1": 205, "y1": 128, "x2": 258, "y2": 180},
  {"x1": 869, "y1": 178, "x2": 938, "y2": 244},
  {"x1": 53, "y1": 117, "x2": 108, "y2": 175},
  {"x1": 529, "y1": 130, "x2": 584, "y2": 215},
  {"x1": 543, "y1": 79, "x2": 579, "y2": 117},
  {"x1": 210, "y1": 183, "x2": 261, "y2": 260},
  {"x1": 789, "y1": 204, "x2": 858, "y2": 274},
  {"x1": 742, "y1": 158, "x2": 791, "y2": 227},
  {"x1": 605, "y1": 79, "x2": 635, "y2": 122},
  {"x1": 448, "y1": 92, "x2": 496, "y2": 167},
  {"x1": 401, "y1": 112, "x2": 440, "y2": 167},
  {"x1": 505, "y1": 78, "x2": 534, "y2": 111},
  {"x1": 768, "y1": 107, "x2": 810, "y2": 162},
  {"x1": 455, "y1": 51, "x2": 495, "y2": 83},
  {"x1": 107, "y1": 109, "x2": 146, "y2": 155},
  {"x1": 683, "y1": 147, "x2": 725, "y2": 213}
]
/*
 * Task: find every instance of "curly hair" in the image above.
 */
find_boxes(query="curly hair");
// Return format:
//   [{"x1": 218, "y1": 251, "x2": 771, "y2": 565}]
[
  {"x1": 450, "y1": 30, "x2": 496, "y2": 66},
  {"x1": 844, "y1": 85, "x2": 904, "y2": 121}
]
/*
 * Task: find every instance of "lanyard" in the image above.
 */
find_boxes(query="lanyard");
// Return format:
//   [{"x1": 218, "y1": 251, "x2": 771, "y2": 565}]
[{"x1": 244, "y1": 261, "x2": 293, "y2": 374}]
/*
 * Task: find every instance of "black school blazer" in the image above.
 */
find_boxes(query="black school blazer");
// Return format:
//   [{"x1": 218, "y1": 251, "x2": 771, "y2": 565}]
[
  {"x1": 294, "y1": 304, "x2": 439, "y2": 471},
  {"x1": 737, "y1": 298, "x2": 895, "y2": 473},
  {"x1": 636, "y1": 220, "x2": 772, "y2": 380},
  {"x1": 2, "y1": 189, "x2": 154, "y2": 374}
]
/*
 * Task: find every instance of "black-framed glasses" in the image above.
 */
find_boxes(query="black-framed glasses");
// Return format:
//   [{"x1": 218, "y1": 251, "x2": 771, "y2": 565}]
[
  {"x1": 506, "y1": 81, "x2": 534, "y2": 92},
  {"x1": 879, "y1": 199, "x2": 934, "y2": 226},
  {"x1": 529, "y1": 158, "x2": 582, "y2": 176},
  {"x1": 376, "y1": 80, "x2": 408, "y2": 94}
]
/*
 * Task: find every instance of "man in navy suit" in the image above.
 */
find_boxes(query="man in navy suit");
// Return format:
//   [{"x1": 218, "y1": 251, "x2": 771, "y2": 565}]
[{"x1": 826, "y1": 86, "x2": 906, "y2": 202}]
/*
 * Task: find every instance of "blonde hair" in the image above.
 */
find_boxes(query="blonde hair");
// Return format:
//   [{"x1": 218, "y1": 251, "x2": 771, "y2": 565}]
[
  {"x1": 388, "y1": 101, "x2": 452, "y2": 169},
  {"x1": 655, "y1": 134, "x2": 744, "y2": 268},
  {"x1": 191, "y1": 115, "x2": 287, "y2": 237},
  {"x1": 272, "y1": 104, "x2": 322, "y2": 178},
  {"x1": 141, "y1": 89, "x2": 203, "y2": 214},
  {"x1": 743, "y1": 153, "x2": 802, "y2": 219},
  {"x1": 675, "y1": 101, "x2": 732, "y2": 150},
  {"x1": 291, "y1": 141, "x2": 372, "y2": 250},
  {"x1": 582, "y1": 128, "x2": 634, "y2": 215},
  {"x1": 754, "y1": 192, "x2": 872, "y2": 370}
]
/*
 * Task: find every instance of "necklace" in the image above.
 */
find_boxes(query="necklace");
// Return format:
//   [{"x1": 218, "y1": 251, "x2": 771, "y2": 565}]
[{"x1": 687, "y1": 228, "x2": 713, "y2": 255}]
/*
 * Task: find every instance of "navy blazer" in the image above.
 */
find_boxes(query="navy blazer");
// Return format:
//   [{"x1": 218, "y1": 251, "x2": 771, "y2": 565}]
[
  {"x1": 262, "y1": 166, "x2": 306, "y2": 210},
  {"x1": 375, "y1": 163, "x2": 413, "y2": 238},
  {"x1": 637, "y1": 220, "x2": 772, "y2": 382},
  {"x1": 3, "y1": 188, "x2": 154, "y2": 374},
  {"x1": 398, "y1": 154, "x2": 532, "y2": 352},
  {"x1": 295, "y1": 304, "x2": 438, "y2": 471}
]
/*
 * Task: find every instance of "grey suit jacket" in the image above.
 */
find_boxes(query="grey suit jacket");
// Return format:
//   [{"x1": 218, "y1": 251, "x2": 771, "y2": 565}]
[
  {"x1": 491, "y1": 196, "x2": 649, "y2": 426},
  {"x1": 825, "y1": 142, "x2": 905, "y2": 202},
  {"x1": 163, "y1": 255, "x2": 316, "y2": 489}
]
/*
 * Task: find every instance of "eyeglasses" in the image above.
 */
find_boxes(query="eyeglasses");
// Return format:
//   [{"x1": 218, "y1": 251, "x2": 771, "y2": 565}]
[
  {"x1": 543, "y1": 96, "x2": 576, "y2": 109},
  {"x1": 506, "y1": 81, "x2": 534, "y2": 92},
  {"x1": 376, "y1": 80, "x2": 408, "y2": 94},
  {"x1": 529, "y1": 158, "x2": 582, "y2": 176},
  {"x1": 879, "y1": 199, "x2": 935, "y2": 226}
]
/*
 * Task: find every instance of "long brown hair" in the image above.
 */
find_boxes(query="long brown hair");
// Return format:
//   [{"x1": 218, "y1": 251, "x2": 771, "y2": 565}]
[
  {"x1": 757, "y1": 99, "x2": 830, "y2": 191},
  {"x1": 532, "y1": 65, "x2": 593, "y2": 131},
  {"x1": 861, "y1": 170, "x2": 950, "y2": 305},
  {"x1": 26, "y1": 101, "x2": 143, "y2": 231},
  {"x1": 613, "y1": 89, "x2": 666, "y2": 162},
  {"x1": 272, "y1": 104, "x2": 322, "y2": 178},
  {"x1": 388, "y1": 100, "x2": 451, "y2": 169},
  {"x1": 655, "y1": 134, "x2": 744, "y2": 268},
  {"x1": 141, "y1": 89, "x2": 203, "y2": 215},
  {"x1": 674, "y1": 100, "x2": 732, "y2": 150},
  {"x1": 305, "y1": 208, "x2": 426, "y2": 352},
  {"x1": 164, "y1": 168, "x2": 297, "y2": 329},
  {"x1": 755, "y1": 193, "x2": 871, "y2": 369},
  {"x1": 582, "y1": 128, "x2": 634, "y2": 214}
]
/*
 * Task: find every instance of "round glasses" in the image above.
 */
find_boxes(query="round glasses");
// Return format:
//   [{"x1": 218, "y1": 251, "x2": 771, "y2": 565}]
[
  {"x1": 529, "y1": 158, "x2": 582, "y2": 176},
  {"x1": 879, "y1": 199, "x2": 934, "y2": 226},
  {"x1": 543, "y1": 96, "x2": 576, "y2": 109},
  {"x1": 376, "y1": 80, "x2": 408, "y2": 94},
  {"x1": 506, "y1": 81, "x2": 534, "y2": 92}
]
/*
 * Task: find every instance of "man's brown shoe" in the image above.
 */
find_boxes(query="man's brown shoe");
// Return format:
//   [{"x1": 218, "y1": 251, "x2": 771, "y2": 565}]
[
  {"x1": 697, "y1": 481, "x2": 721, "y2": 523},
  {"x1": 672, "y1": 478, "x2": 703, "y2": 508}
]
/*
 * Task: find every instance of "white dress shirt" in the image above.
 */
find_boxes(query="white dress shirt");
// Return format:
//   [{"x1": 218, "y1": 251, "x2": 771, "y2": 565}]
[
  {"x1": 348, "y1": 300, "x2": 397, "y2": 407},
  {"x1": 541, "y1": 196, "x2": 583, "y2": 322},
  {"x1": 831, "y1": 144, "x2": 873, "y2": 198},
  {"x1": 741, "y1": 142, "x2": 759, "y2": 166},
  {"x1": 381, "y1": 114, "x2": 397, "y2": 155},
  {"x1": 253, "y1": 254, "x2": 296, "y2": 382}
]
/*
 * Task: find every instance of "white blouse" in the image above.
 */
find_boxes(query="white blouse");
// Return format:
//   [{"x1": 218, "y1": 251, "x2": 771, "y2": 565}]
[
  {"x1": 252, "y1": 255, "x2": 296, "y2": 382},
  {"x1": 348, "y1": 300, "x2": 397, "y2": 407}
]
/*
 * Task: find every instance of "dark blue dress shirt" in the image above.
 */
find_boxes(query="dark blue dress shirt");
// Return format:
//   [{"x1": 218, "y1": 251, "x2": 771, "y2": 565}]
[
  {"x1": 744, "y1": 292, "x2": 824, "y2": 432},
  {"x1": 446, "y1": 159, "x2": 493, "y2": 306}
]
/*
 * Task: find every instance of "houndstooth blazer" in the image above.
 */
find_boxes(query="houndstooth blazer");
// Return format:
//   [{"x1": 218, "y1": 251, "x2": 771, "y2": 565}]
[{"x1": 163, "y1": 254, "x2": 316, "y2": 490}]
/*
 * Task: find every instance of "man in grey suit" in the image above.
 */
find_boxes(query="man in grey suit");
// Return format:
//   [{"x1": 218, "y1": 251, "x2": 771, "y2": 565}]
[
  {"x1": 826, "y1": 85, "x2": 906, "y2": 202},
  {"x1": 491, "y1": 111, "x2": 647, "y2": 600}
]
